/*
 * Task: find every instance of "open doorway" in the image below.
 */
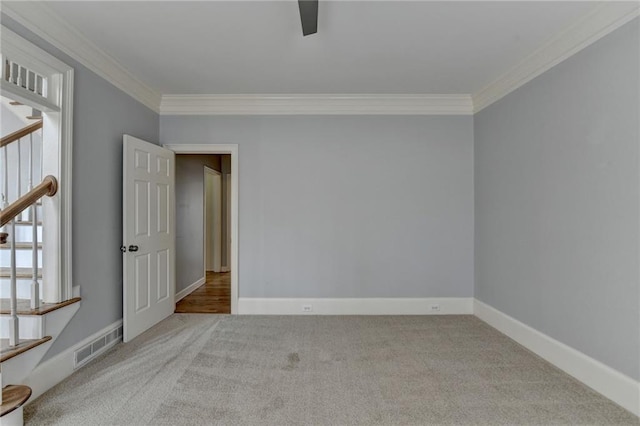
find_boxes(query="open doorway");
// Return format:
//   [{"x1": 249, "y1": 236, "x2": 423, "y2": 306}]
[{"x1": 173, "y1": 154, "x2": 232, "y2": 314}]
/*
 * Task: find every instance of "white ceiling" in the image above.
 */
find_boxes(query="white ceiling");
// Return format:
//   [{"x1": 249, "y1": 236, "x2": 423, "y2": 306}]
[{"x1": 43, "y1": 1, "x2": 600, "y2": 95}]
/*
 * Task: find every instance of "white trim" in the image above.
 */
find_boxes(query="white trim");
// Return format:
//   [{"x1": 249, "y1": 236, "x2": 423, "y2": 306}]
[
  {"x1": 160, "y1": 94, "x2": 474, "y2": 116},
  {"x1": 2, "y1": 405, "x2": 23, "y2": 426},
  {"x1": 0, "y1": 25, "x2": 72, "y2": 82},
  {"x1": 238, "y1": 297, "x2": 473, "y2": 315},
  {"x1": 61, "y1": 67, "x2": 75, "y2": 301},
  {"x1": 3, "y1": 2, "x2": 637, "y2": 116},
  {"x1": 176, "y1": 276, "x2": 206, "y2": 302},
  {"x1": 0, "y1": 80, "x2": 60, "y2": 112},
  {"x1": 1, "y1": 26, "x2": 75, "y2": 303},
  {"x1": 22, "y1": 319, "x2": 122, "y2": 402},
  {"x1": 221, "y1": 266, "x2": 231, "y2": 273},
  {"x1": 163, "y1": 144, "x2": 239, "y2": 314},
  {"x1": 473, "y1": 2, "x2": 640, "y2": 113},
  {"x1": 2, "y1": 2, "x2": 161, "y2": 113},
  {"x1": 474, "y1": 299, "x2": 640, "y2": 417}
]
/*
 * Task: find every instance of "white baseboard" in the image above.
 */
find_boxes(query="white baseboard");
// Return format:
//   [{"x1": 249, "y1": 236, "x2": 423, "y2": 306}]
[
  {"x1": 221, "y1": 266, "x2": 230, "y2": 272},
  {"x1": 238, "y1": 297, "x2": 473, "y2": 315},
  {"x1": 474, "y1": 299, "x2": 640, "y2": 416},
  {"x1": 23, "y1": 320, "x2": 123, "y2": 402},
  {"x1": 175, "y1": 277, "x2": 206, "y2": 302}
]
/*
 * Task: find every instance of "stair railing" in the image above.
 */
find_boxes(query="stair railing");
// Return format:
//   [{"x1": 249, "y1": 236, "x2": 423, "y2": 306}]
[
  {"x1": 0, "y1": 176, "x2": 57, "y2": 228},
  {"x1": 0, "y1": 120, "x2": 42, "y2": 148},
  {"x1": 0, "y1": 120, "x2": 55, "y2": 347}
]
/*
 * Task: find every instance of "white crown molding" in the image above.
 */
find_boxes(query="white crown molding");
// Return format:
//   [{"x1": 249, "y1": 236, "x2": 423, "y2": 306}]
[
  {"x1": 160, "y1": 94, "x2": 474, "y2": 115},
  {"x1": 1, "y1": 1, "x2": 162, "y2": 113},
  {"x1": 473, "y1": 2, "x2": 640, "y2": 113},
  {"x1": 3, "y1": 1, "x2": 637, "y2": 116}
]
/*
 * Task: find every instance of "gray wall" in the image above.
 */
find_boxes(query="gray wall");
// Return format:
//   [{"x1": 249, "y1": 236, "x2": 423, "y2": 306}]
[
  {"x1": 175, "y1": 154, "x2": 221, "y2": 293},
  {"x1": 474, "y1": 19, "x2": 639, "y2": 380},
  {"x1": 161, "y1": 116, "x2": 474, "y2": 298},
  {"x1": 1, "y1": 15, "x2": 160, "y2": 361}
]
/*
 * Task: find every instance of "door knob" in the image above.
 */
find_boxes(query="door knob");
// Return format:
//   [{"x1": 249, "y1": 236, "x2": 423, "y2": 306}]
[{"x1": 128, "y1": 245, "x2": 139, "y2": 252}]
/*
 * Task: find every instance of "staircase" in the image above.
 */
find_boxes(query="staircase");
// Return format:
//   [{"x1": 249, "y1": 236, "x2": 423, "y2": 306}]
[{"x1": 0, "y1": 98, "x2": 80, "y2": 425}]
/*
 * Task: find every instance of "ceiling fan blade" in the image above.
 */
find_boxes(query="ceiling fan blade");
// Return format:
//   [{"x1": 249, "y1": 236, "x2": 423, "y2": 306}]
[{"x1": 298, "y1": 0, "x2": 318, "y2": 36}]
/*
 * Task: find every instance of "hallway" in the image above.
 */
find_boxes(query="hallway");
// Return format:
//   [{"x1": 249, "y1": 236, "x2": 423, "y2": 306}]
[{"x1": 175, "y1": 272, "x2": 230, "y2": 314}]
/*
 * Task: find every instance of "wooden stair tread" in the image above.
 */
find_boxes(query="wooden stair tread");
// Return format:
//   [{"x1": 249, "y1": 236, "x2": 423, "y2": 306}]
[
  {"x1": 0, "y1": 336, "x2": 51, "y2": 363},
  {"x1": 0, "y1": 267, "x2": 42, "y2": 279},
  {"x1": 0, "y1": 297, "x2": 81, "y2": 315},
  {"x1": 1, "y1": 385, "x2": 32, "y2": 417}
]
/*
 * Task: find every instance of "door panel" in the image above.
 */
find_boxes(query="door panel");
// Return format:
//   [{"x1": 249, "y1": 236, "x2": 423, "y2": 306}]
[{"x1": 123, "y1": 135, "x2": 175, "y2": 342}]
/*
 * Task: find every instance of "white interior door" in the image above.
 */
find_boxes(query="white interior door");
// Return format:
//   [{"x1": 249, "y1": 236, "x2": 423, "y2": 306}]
[{"x1": 122, "y1": 135, "x2": 175, "y2": 342}]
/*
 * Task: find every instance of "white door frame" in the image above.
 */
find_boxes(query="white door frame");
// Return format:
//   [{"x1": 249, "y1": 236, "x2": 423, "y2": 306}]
[
  {"x1": 204, "y1": 166, "x2": 222, "y2": 273},
  {"x1": 164, "y1": 144, "x2": 238, "y2": 314}
]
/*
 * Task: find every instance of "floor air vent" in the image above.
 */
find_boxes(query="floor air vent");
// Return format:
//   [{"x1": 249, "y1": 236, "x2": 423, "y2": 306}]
[{"x1": 74, "y1": 325, "x2": 123, "y2": 369}]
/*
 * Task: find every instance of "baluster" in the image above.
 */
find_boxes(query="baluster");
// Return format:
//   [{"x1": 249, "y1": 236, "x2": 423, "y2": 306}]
[
  {"x1": 1, "y1": 146, "x2": 7, "y2": 237},
  {"x1": 9, "y1": 61, "x2": 15, "y2": 85},
  {"x1": 1, "y1": 147, "x2": 7, "y2": 252},
  {"x1": 17, "y1": 66, "x2": 24, "y2": 88},
  {"x1": 8, "y1": 146, "x2": 21, "y2": 346},
  {"x1": 29, "y1": 132, "x2": 40, "y2": 309},
  {"x1": 36, "y1": 75, "x2": 43, "y2": 96},
  {"x1": 40, "y1": 128, "x2": 43, "y2": 183},
  {"x1": 1, "y1": 145, "x2": 7, "y2": 210},
  {"x1": 17, "y1": 137, "x2": 22, "y2": 220},
  {"x1": 28, "y1": 134, "x2": 33, "y2": 219},
  {"x1": 9, "y1": 218, "x2": 18, "y2": 347},
  {"x1": 1, "y1": 138, "x2": 19, "y2": 345}
]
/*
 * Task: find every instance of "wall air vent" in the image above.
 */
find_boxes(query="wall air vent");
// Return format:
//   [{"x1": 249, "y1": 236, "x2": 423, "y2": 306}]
[{"x1": 73, "y1": 324, "x2": 123, "y2": 369}]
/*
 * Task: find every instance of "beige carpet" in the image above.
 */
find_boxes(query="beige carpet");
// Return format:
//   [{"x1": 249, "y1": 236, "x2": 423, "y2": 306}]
[{"x1": 25, "y1": 315, "x2": 639, "y2": 425}]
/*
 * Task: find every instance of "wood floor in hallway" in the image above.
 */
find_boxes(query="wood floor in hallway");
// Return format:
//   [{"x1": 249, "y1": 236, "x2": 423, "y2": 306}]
[{"x1": 175, "y1": 271, "x2": 230, "y2": 314}]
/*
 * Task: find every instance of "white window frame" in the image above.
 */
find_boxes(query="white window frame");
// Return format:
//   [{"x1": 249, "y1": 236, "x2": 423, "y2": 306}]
[{"x1": 1, "y1": 26, "x2": 74, "y2": 302}]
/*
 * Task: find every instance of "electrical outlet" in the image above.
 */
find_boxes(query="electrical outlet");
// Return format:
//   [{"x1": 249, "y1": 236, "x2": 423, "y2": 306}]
[
  {"x1": 430, "y1": 304, "x2": 441, "y2": 312},
  {"x1": 302, "y1": 304, "x2": 313, "y2": 312}
]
